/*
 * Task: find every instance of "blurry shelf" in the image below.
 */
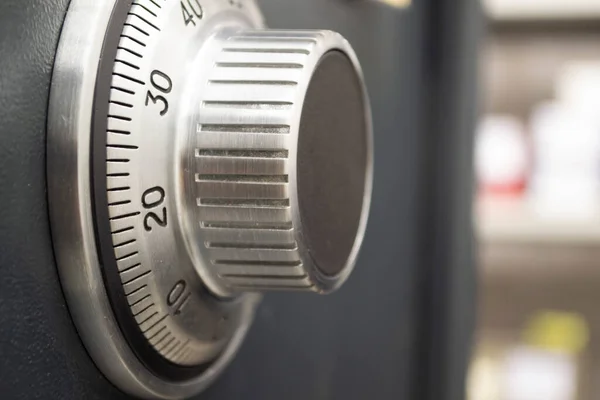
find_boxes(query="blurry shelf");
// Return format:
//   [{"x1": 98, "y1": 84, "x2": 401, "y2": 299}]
[
  {"x1": 484, "y1": 0, "x2": 600, "y2": 22},
  {"x1": 477, "y1": 197, "x2": 600, "y2": 280},
  {"x1": 477, "y1": 197, "x2": 600, "y2": 244},
  {"x1": 480, "y1": 240, "x2": 600, "y2": 280}
]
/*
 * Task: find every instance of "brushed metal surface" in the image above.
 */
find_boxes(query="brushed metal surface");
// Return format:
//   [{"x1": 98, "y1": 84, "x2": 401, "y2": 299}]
[{"x1": 187, "y1": 30, "x2": 373, "y2": 293}]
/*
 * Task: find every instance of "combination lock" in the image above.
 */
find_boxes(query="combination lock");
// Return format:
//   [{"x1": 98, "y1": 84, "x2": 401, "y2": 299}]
[{"x1": 47, "y1": 0, "x2": 372, "y2": 398}]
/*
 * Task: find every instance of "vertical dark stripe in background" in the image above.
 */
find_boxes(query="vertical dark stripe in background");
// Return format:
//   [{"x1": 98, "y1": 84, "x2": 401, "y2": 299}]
[{"x1": 412, "y1": 0, "x2": 482, "y2": 399}]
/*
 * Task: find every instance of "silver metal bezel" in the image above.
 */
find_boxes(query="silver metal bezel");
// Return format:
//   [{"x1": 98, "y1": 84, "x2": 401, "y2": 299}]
[{"x1": 47, "y1": 0, "x2": 259, "y2": 398}]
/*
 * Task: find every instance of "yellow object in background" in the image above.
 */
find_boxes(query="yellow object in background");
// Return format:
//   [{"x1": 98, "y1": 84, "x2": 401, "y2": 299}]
[
  {"x1": 375, "y1": 0, "x2": 412, "y2": 8},
  {"x1": 523, "y1": 311, "x2": 589, "y2": 354}
]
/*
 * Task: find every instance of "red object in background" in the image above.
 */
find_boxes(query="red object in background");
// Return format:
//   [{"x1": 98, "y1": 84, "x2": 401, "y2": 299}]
[
  {"x1": 480, "y1": 180, "x2": 527, "y2": 196},
  {"x1": 475, "y1": 115, "x2": 529, "y2": 197}
]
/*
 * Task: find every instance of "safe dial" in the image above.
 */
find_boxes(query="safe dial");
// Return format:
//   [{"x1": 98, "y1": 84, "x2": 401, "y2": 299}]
[{"x1": 48, "y1": 0, "x2": 372, "y2": 398}]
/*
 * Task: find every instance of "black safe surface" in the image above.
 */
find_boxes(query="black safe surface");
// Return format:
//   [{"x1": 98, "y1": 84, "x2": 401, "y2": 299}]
[{"x1": 0, "y1": 0, "x2": 478, "y2": 399}]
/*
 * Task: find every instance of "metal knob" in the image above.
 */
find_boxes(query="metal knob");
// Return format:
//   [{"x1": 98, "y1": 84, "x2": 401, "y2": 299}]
[{"x1": 189, "y1": 30, "x2": 373, "y2": 294}]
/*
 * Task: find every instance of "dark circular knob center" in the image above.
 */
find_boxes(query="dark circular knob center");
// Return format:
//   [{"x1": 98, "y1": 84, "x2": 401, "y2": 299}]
[{"x1": 297, "y1": 50, "x2": 369, "y2": 277}]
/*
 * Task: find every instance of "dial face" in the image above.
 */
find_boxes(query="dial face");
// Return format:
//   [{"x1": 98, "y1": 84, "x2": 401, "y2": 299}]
[{"x1": 93, "y1": 0, "x2": 264, "y2": 373}]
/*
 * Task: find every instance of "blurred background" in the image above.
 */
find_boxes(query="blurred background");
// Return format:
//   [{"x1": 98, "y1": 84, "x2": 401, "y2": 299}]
[{"x1": 470, "y1": 0, "x2": 600, "y2": 399}]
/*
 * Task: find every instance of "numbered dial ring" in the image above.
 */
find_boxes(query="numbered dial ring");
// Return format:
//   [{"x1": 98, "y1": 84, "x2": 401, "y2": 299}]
[
  {"x1": 97, "y1": 0, "x2": 265, "y2": 371},
  {"x1": 100, "y1": 0, "x2": 371, "y2": 372}
]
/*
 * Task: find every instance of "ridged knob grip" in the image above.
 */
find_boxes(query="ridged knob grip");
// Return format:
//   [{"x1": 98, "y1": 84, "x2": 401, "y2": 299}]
[{"x1": 193, "y1": 29, "x2": 372, "y2": 294}]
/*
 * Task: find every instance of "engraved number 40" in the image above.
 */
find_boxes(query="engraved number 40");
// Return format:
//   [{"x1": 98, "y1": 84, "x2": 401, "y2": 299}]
[{"x1": 181, "y1": 0, "x2": 203, "y2": 27}]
